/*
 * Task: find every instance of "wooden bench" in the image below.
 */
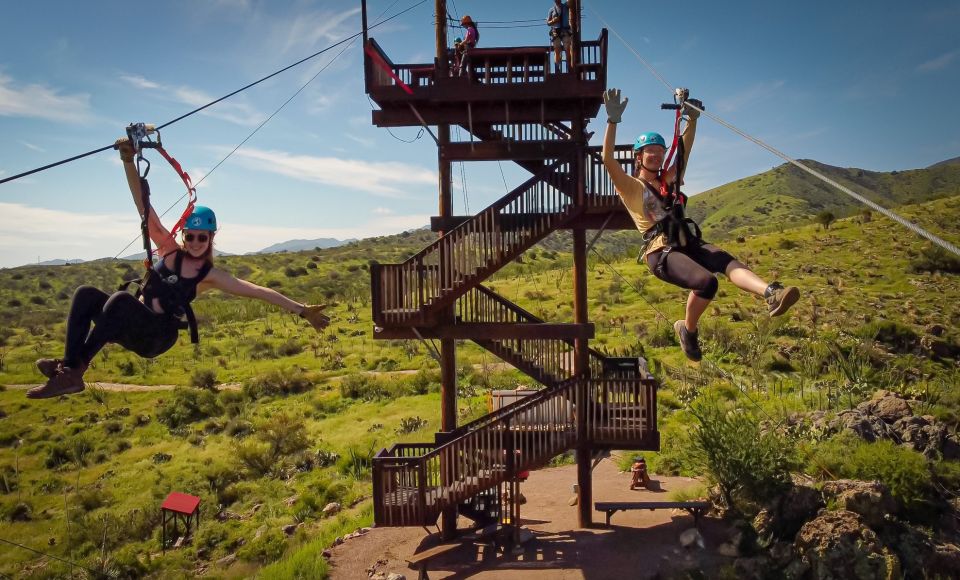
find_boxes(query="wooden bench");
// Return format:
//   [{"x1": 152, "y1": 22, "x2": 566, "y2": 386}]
[
  {"x1": 406, "y1": 524, "x2": 501, "y2": 580},
  {"x1": 595, "y1": 501, "x2": 711, "y2": 527}
]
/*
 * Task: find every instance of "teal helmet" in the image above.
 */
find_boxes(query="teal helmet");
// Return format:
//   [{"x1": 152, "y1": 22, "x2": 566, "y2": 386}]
[
  {"x1": 185, "y1": 206, "x2": 218, "y2": 232},
  {"x1": 633, "y1": 132, "x2": 666, "y2": 151}
]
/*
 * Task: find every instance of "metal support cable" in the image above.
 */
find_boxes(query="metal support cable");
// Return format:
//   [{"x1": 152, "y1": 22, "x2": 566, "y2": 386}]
[{"x1": 587, "y1": 1, "x2": 960, "y2": 258}]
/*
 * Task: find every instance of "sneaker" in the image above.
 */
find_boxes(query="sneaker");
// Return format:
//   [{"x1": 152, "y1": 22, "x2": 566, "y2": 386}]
[
  {"x1": 35, "y1": 358, "x2": 63, "y2": 379},
  {"x1": 765, "y1": 283, "x2": 800, "y2": 317},
  {"x1": 674, "y1": 320, "x2": 703, "y2": 362},
  {"x1": 26, "y1": 366, "x2": 86, "y2": 399}
]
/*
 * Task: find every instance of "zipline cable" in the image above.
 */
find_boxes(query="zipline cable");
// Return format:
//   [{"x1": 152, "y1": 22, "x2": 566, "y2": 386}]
[
  {"x1": 0, "y1": 0, "x2": 429, "y2": 188},
  {"x1": 586, "y1": 2, "x2": 960, "y2": 259},
  {"x1": 111, "y1": 0, "x2": 424, "y2": 258}
]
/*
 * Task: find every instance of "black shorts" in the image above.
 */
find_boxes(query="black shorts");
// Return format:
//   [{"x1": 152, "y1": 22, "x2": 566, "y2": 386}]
[{"x1": 646, "y1": 244, "x2": 737, "y2": 299}]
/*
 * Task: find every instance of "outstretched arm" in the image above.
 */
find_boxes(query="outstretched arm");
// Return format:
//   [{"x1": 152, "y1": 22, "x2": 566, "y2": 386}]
[
  {"x1": 663, "y1": 101, "x2": 699, "y2": 185},
  {"x1": 200, "y1": 269, "x2": 330, "y2": 331},
  {"x1": 117, "y1": 139, "x2": 178, "y2": 256},
  {"x1": 601, "y1": 88, "x2": 632, "y2": 190}
]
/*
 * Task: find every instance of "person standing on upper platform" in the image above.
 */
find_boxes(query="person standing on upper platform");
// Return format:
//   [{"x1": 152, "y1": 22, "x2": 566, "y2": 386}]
[
  {"x1": 547, "y1": 0, "x2": 574, "y2": 72},
  {"x1": 455, "y1": 15, "x2": 479, "y2": 79}
]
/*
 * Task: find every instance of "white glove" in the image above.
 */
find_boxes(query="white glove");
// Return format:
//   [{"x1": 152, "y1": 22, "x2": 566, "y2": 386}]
[
  {"x1": 603, "y1": 88, "x2": 628, "y2": 124},
  {"x1": 683, "y1": 98, "x2": 703, "y2": 121}
]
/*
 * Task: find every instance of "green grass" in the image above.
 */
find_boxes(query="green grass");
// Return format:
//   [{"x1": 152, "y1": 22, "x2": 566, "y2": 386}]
[{"x1": 1, "y1": 189, "x2": 959, "y2": 577}]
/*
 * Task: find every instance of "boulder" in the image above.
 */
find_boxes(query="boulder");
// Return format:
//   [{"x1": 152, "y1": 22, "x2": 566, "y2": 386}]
[
  {"x1": 768, "y1": 483, "x2": 824, "y2": 540},
  {"x1": 856, "y1": 390, "x2": 912, "y2": 423},
  {"x1": 830, "y1": 410, "x2": 885, "y2": 442},
  {"x1": 795, "y1": 510, "x2": 899, "y2": 580},
  {"x1": 820, "y1": 480, "x2": 896, "y2": 527},
  {"x1": 893, "y1": 415, "x2": 947, "y2": 459},
  {"x1": 323, "y1": 502, "x2": 341, "y2": 516}
]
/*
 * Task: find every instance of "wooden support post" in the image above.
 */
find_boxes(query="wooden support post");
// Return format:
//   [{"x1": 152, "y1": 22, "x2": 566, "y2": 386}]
[{"x1": 435, "y1": 0, "x2": 448, "y2": 78}]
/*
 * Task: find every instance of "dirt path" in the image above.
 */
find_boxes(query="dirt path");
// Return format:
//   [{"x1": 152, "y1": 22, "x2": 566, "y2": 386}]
[
  {"x1": 328, "y1": 457, "x2": 732, "y2": 580},
  {"x1": 3, "y1": 363, "x2": 516, "y2": 392}
]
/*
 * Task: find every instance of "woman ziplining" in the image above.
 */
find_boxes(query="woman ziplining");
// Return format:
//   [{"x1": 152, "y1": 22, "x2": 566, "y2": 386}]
[
  {"x1": 601, "y1": 88, "x2": 800, "y2": 362},
  {"x1": 26, "y1": 132, "x2": 331, "y2": 399}
]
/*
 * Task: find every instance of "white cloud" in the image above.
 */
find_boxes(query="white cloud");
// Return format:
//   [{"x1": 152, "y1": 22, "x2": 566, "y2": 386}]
[
  {"x1": 119, "y1": 74, "x2": 264, "y2": 127},
  {"x1": 0, "y1": 202, "x2": 141, "y2": 267},
  {"x1": 372, "y1": 207, "x2": 394, "y2": 215},
  {"x1": 715, "y1": 80, "x2": 786, "y2": 113},
  {"x1": 20, "y1": 141, "x2": 45, "y2": 152},
  {"x1": 278, "y1": 8, "x2": 361, "y2": 55},
  {"x1": 231, "y1": 148, "x2": 436, "y2": 197},
  {"x1": 0, "y1": 73, "x2": 93, "y2": 124},
  {"x1": 917, "y1": 50, "x2": 958, "y2": 73},
  {"x1": 345, "y1": 133, "x2": 375, "y2": 148},
  {"x1": 119, "y1": 74, "x2": 161, "y2": 90}
]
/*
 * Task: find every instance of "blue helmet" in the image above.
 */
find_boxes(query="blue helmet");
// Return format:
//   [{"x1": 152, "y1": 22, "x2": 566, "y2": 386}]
[
  {"x1": 185, "y1": 206, "x2": 218, "y2": 232},
  {"x1": 633, "y1": 132, "x2": 666, "y2": 151}
]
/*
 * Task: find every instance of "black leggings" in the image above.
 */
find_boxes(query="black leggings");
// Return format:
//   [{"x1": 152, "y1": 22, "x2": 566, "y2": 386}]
[
  {"x1": 645, "y1": 244, "x2": 737, "y2": 300},
  {"x1": 63, "y1": 286, "x2": 180, "y2": 368}
]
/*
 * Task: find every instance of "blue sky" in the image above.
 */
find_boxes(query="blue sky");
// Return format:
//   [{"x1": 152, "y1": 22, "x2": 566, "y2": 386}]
[{"x1": 1, "y1": 0, "x2": 957, "y2": 268}]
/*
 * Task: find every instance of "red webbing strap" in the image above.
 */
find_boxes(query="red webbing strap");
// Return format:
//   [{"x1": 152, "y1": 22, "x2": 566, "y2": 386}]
[
  {"x1": 660, "y1": 107, "x2": 683, "y2": 199},
  {"x1": 364, "y1": 43, "x2": 415, "y2": 95},
  {"x1": 155, "y1": 145, "x2": 197, "y2": 241}
]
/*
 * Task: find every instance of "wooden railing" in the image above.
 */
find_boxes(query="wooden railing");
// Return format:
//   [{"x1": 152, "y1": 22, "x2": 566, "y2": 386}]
[
  {"x1": 365, "y1": 32, "x2": 607, "y2": 93},
  {"x1": 458, "y1": 285, "x2": 610, "y2": 385},
  {"x1": 585, "y1": 144, "x2": 633, "y2": 209},
  {"x1": 372, "y1": 376, "x2": 657, "y2": 527},
  {"x1": 372, "y1": 156, "x2": 578, "y2": 327}
]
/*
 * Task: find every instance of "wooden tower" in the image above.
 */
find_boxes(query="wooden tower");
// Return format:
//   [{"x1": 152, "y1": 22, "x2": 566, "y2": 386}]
[{"x1": 362, "y1": 0, "x2": 658, "y2": 536}]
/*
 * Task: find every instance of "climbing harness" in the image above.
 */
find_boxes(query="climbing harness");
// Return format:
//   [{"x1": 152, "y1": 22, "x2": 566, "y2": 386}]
[
  {"x1": 118, "y1": 123, "x2": 206, "y2": 344},
  {"x1": 638, "y1": 91, "x2": 706, "y2": 265}
]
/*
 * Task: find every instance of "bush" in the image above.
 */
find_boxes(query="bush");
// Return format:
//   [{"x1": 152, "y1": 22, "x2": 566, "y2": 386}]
[
  {"x1": 238, "y1": 528, "x2": 286, "y2": 564},
  {"x1": 2, "y1": 500, "x2": 32, "y2": 522},
  {"x1": 276, "y1": 339, "x2": 303, "y2": 357},
  {"x1": 156, "y1": 388, "x2": 222, "y2": 428},
  {"x1": 910, "y1": 244, "x2": 960, "y2": 274},
  {"x1": 243, "y1": 368, "x2": 313, "y2": 400},
  {"x1": 808, "y1": 434, "x2": 932, "y2": 511},
  {"x1": 190, "y1": 368, "x2": 218, "y2": 389},
  {"x1": 688, "y1": 398, "x2": 794, "y2": 508}
]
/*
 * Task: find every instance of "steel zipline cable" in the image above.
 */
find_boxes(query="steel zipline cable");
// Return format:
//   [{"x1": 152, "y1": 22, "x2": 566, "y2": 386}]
[
  {"x1": 586, "y1": 2, "x2": 960, "y2": 259},
  {"x1": 0, "y1": 0, "x2": 429, "y2": 188}
]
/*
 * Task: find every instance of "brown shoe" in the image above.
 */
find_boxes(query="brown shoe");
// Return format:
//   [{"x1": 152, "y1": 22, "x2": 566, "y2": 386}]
[
  {"x1": 674, "y1": 320, "x2": 703, "y2": 362},
  {"x1": 765, "y1": 283, "x2": 800, "y2": 317},
  {"x1": 26, "y1": 366, "x2": 86, "y2": 399},
  {"x1": 36, "y1": 358, "x2": 63, "y2": 379}
]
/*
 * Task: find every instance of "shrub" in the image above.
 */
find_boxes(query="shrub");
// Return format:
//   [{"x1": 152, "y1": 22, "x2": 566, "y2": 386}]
[
  {"x1": 276, "y1": 339, "x2": 303, "y2": 357},
  {"x1": 808, "y1": 434, "x2": 932, "y2": 511},
  {"x1": 856, "y1": 320, "x2": 919, "y2": 353},
  {"x1": 338, "y1": 444, "x2": 375, "y2": 479},
  {"x1": 339, "y1": 374, "x2": 386, "y2": 401},
  {"x1": 910, "y1": 244, "x2": 960, "y2": 274},
  {"x1": 243, "y1": 368, "x2": 313, "y2": 400},
  {"x1": 688, "y1": 398, "x2": 794, "y2": 509},
  {"x1": 257, "y1": 412, "x2": 311, "y2": 457},
  {"x1": 2, "y1": 501, "x2": 32, "y2": 522},
  {"x1": 156, "y1": 388, "x2": 222, "y2": 428},
  {"x1": 235, "y1": 440, "x2": 275, "y2": 477},
  {"x1": 190, "y1": 368, "x2": 218, "y2": 390},
  {"x1": 238, "y1": 528, "x2": 286, "y2": 563},
  {"x1": 396, "y1": 416, "x2": 428, "y2": 434}
]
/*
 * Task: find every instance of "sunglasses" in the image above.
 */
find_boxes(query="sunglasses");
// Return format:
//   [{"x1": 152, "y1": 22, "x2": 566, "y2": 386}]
[{"x1": 183, "y1": 233, "x2": 210, "y2": 243}]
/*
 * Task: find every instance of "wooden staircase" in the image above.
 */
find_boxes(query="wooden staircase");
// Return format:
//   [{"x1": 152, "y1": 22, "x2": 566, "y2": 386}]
[
  {"x1": 364, "y1": 22, "x2": 659, "y2": 530},
  {"x1": 373, "y1": 376, "x2": 658, "y2": 527}
]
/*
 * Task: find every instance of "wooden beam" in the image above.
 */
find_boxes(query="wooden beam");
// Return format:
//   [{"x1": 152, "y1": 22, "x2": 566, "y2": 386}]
[
  {"x1": 430, "y1": 210, "x2": 637, "y2": 232},
  {"x1": 372, "y1": 101, "x2": 600, "y2": 127},
  {"x1": 373, "y1": 323, "x2": 595, "y2": 341},
  {"x1": 442, "y1": 140, "x2": 577, "y2": 162}
]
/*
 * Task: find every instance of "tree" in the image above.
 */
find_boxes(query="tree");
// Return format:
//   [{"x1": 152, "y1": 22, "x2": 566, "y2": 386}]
[{"x1": 815, "y1": 210, "x2": 836, "y2": 230}]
